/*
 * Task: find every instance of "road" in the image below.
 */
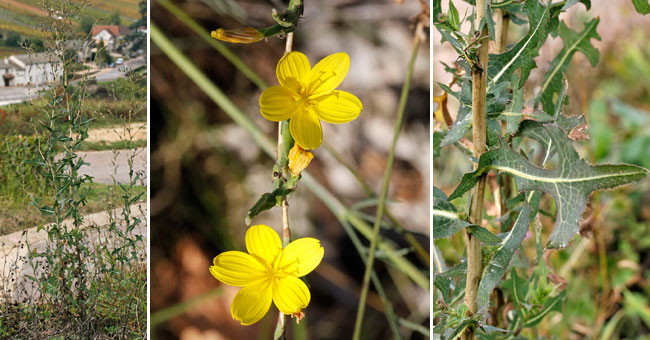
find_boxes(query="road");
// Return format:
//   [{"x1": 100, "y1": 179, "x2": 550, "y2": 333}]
[
  {"x1": 77, "y1": 148, "x2": 147, "y2": 185},
  {"x1": 0, "y1": 57, "x2": 146, "y2": 106}
]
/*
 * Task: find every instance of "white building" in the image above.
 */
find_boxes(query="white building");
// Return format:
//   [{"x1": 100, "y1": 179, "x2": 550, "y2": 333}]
[
  {"x1": 0, "y1": 53, "x2": 62, "y2": 87},
  {"x1": 91, "y1": 25, "x2": 132, "y2": 52}
]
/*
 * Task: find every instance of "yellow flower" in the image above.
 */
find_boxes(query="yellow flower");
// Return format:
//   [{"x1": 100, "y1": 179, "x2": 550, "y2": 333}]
[
  {"x1": 209, "y1": 225, "x2": 324, "y2": 325},
  {"x1": 259, "y1": 51, "x2": 363, "y2": 150},
  {"x1": 211, "y1": 27, "x2": 264, "y2": 43}
]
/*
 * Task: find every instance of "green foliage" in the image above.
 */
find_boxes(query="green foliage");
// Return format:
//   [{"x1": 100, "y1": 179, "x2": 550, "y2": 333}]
[
  {"x1": 434, "y1": 0, "x2": 650, "y2": 337},
  {"x1": 110, "y1": 9, "x2": 121, "y2": 25},
  {"x1": 632, "y1": 0, "x2": 650, "y2": 14},
  {"x1": 78, "y1": 17, "x2": 94, "y2": 35}
]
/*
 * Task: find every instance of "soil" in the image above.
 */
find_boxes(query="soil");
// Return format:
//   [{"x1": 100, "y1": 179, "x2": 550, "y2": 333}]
[{"x1": 85, "y1": 123, "x2": 146, "y2": 143}]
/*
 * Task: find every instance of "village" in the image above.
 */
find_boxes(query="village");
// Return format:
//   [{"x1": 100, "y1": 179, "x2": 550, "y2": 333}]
[{"x1": 0, "y1": 24, "x2": 146, "y2": 106}]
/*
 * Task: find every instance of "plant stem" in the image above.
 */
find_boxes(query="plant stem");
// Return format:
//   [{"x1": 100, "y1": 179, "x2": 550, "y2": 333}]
[
  {"x1": 463, "y1": 0, "x2": 489, "y2": 338},
  {"x1": 351, "y1": 21, "x2": 424, "y2": 340},
  {"x1": 274, "y1": 31, "x2": 295, "y2": 340},
  {"x1": 323, "y1": 143, "x2": 429, "y2": 266}
]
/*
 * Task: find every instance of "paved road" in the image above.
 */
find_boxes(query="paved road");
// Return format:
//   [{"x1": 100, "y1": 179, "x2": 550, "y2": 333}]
[
  {"x1": 78, "y1": 148, "x2": 147, "y2": 185},
  {"x1": 0, "y1": 57, "x2": 146, "y2": 106},
  {"x1": 95, "y1": 57, "x2": 146, "y2": 82}
]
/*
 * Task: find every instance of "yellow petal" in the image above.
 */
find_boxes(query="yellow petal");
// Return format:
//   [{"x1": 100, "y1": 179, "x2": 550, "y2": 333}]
[
  {"x1": 288, "y1": 144, "x2": 314, "y2": 175},
  {"x1": 259, "y1": 86, "x2": 302, "y2": 122},
  {"x1": 246, "y1": 225, "x2": 282, "y2": 264},
  {"x1": 289, "y1": 108, "x2": 323, "y2": 150},
  {"x1": 279, "y1": 238, "x2": 324, "y2": 277},
  {"x1": 231, "y1": 281, "x2": 273, "y2": 325},
  {"x1": 209, "y1": 251, "x2": 267, "y2": 287},
  {"x1": 272, "y1": 276, "x2": 311, "y2": 315},
  {"x1": 307, "y1": 52, "x2": 350, "y2": 98},
  {"x1": 276, "y1": 51, "x2": 311, "y2": 93},
  {"x1": 314, "y1": 90, "x2": 362, "y2": 124}
]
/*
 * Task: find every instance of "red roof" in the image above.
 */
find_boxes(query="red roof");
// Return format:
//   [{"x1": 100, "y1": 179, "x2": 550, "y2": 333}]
[{"x1": 91, "y1": 25, "x2": 132, "y2": 37}]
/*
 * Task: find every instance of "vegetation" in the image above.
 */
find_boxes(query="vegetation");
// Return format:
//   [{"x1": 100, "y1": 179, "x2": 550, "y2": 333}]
[
  {"x1": 0, "y1": 1, "x2": 146, "y2": 338},
  {"x1": 433, "y1": 0, "x2": 650, "y2": 338}
]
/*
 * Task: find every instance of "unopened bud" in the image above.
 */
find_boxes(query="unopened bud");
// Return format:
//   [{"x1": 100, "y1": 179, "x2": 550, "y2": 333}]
[{"x1": 210, "y1": 27, "x2": 264, "y2": 44}]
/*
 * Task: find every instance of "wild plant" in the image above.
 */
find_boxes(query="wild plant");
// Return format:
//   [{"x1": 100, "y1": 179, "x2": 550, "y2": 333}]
[{"x1": 433, "y1": 0, "x2": 650, "y2": 338}]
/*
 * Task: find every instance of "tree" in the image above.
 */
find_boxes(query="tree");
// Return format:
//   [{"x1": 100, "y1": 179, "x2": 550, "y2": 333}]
[
  {"x1": 79, "y1": 17, "x2": 94, "y2": 35},
  {"x1": 110, "y1": 9, "x2": 121, "y2": 25},
  {"x1": 94, "y1": 41, "x2": 113, "y2": 67},
  {"x1": 5, "y1": 32, "x2": 21, "y2": 48}
]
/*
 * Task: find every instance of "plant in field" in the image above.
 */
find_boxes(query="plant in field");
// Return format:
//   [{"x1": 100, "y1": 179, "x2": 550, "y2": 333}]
[
  {"x1": 210, "y1": 224, "x2": 324, "y2": 325},
  {"x1": 0, "y1": 1, "x2": 146, "y2": 338},
  {"x1": 433, "y1": 0, "x2": 649, "y2": 338}
]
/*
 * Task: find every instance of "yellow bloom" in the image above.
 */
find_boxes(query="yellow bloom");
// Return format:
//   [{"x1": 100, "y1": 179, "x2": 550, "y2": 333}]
[
  {"x1": 209, "y1": 225, "x2": 324, "y2": 325},
  {"x1": 259, "y1": 51, "x2": 363, "y2": 150},
  {"x1": 211, "y1": 27, "x2": 264, "y2": 43}
]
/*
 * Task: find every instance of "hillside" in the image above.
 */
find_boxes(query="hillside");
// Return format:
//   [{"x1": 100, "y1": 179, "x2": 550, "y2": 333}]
[{"x1": 0, "y1": 0, "x2": 143, "y2": 41}]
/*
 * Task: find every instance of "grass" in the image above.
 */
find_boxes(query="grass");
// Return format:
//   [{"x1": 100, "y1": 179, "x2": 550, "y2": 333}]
[
  {"x1": 0, "y1": 261, "x2": 146, "y2": 338},
  {"x1": 0, "y1": 182, "x2": 146, "y2": 236}
]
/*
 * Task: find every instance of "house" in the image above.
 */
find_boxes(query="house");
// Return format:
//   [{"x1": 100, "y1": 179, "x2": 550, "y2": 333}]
[
  {"x1": 0, "y1": 53, "x2": 62, "y2": 87},
  {"x1": 91, "y1": 25, "x2": 132, "y2": 52}
]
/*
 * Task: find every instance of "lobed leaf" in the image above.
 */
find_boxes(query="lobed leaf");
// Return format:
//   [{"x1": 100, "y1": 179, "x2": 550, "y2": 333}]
[
  {"x1": 537, "y1": 19, "x2": 600, "y2": 115},
  {"x1": 433, "y1": 186, "x2": 472, "y2": 239},
  {"x1": 488, "y1": 0, "x2": 557, "y2": 89},
  {"x1": 450, "y1": 124, "x2": 648, "y2": 248}
]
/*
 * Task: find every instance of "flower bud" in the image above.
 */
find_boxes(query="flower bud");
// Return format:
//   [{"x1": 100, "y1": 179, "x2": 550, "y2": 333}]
[
  {"x1": 288, "y1": 144, "x2": 313, "y2": 175},
  {"x1": 210, "y1": 27, "x2": 264, "y2": 44}
]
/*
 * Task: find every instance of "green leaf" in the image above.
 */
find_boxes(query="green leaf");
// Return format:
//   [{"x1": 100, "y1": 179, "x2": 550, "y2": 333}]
[
  {"x1": 246, "y1": 187, "x2": 294, "y2": 225},
  {"x1": 450, "y1": 124, "x2": 648, "y2": 248},
  {"x1": 432, "y1": 0, "x2": 442, "y2": 23},
  {"x1": 477, "y1": 203, "x2": 532, "y2": 309},
  {"x1": 524, "y1": 291, "x2": 566, "y2": 327},
  {"x1": 538, "y1": 19, "x2": 600, "y2": 115},
  {"x1": 448, "y1": 0, "x2": 460, "y2": 31},
  {"x1": 500, "y1": 79, "x2": 526, "y2": 135},
  {"x1": 588, "y1": 98, "x2": 612, "y2": 161},
  {"x1": 632, "y1": 0, "x2": 650, "y2": 14},
  {"x1": 509, "y1": 269, "x2": 529, "y2": 307},
  {"x1": 467, "y1": 225, "x2": 501, "y2": 245},
  {"x1": 433, "y1": 186, "x2": 472, "y2": 239},
  {"x1": 488, "y1": 0, "x2": 555, "y2": 88},
  {"x1": 433, "y1": 131, "x2": 444, "y2": 160},
  {"x1": 433, "y1": 261, "x2": 467, "y2": 303}
]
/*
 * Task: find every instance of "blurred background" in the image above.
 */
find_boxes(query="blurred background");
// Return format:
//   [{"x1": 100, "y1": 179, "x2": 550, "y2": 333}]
[
  {"x1": 150, "y1": 0, "x2": 430, "y2": 339},
  {"x1": 434, "y1": 0, "x2": 650, "y2": 338}
]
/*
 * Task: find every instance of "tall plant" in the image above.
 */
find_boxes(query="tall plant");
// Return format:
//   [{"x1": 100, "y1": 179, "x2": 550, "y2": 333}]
[{"x1": 433, "y1": 0, "x2": 649, "y2": 338}]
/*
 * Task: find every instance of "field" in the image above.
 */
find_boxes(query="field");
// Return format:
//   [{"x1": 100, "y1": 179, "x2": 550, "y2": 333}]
[{"x1": 0, "y1": 0, "x2": 142, "y2": 41}]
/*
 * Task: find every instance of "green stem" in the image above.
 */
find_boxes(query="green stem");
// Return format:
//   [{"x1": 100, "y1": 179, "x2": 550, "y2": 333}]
[
  {"x1": 150, "y1": 287, "x2": 223, "y2": 328},
  {"x1": 324, "y1": 143, "x2": 429, "y2": 266},
  {"x1": 156, "y1": 0, "x2": 268, "y2": 90},
  {"x1": 351, "y1": 25, "x2": 423, "y2": 340},
  {"x1": 150, "y1": 23, "x2": 429, "y2": 289}
]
